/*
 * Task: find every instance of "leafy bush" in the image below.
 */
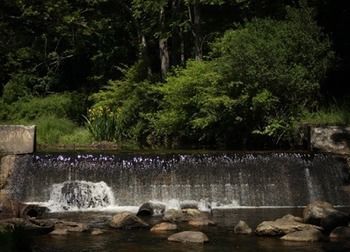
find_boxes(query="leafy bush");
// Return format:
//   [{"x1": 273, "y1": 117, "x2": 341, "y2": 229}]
[
  {"x1": 87, "y1": 62, "x2": 159, "y2": 144},
  {"x1": 148, "y1": 5, "x2": 334, "y2": 147},
  {"x1": 2, "y1": 92, "x2": 87, "y2": 123}
]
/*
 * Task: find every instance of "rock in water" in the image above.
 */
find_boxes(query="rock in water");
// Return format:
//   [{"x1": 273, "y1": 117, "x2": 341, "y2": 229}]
[
  {"x1": 110, "y1": 212, "x2": 149, "y2": 229},
  {"x1": 188, "y1": 218, "x2": 216, "y2": 227},
  {"x1": 256, "y1": 214, "x2": 321, "y2": 236},
  {"x1": 151, "y1": 222, "x2": 177, "y2": 232},
  {"x1": 163, "y1": 209, "x2": 184, "y2": 222},
  {"x1": 234, "y1": 220, "x2": 252, "y2": 235},
  {"x1": 330, "y1": 226, "x2": 350, "y2": 240},
  {"x1": 303, "y1": 201, "x2": 349, "y2": 232},
  {"x1": 280, "y1": 228, "x2": 325, "y2": 242},
  {"x1": 168, "y1": 231, "x2": 209, "y2": 243},
  {"x1": 137, "y1": 202, "x2": 165, "y2": 216},
  {"x1": 0, "y1": 218, "x2": 54, "y2": 235}
]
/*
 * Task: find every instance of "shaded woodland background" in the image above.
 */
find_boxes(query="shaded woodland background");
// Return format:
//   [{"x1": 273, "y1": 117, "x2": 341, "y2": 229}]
[{"x1": 0, "y1": 0, "x2": 349, "y2": 149}]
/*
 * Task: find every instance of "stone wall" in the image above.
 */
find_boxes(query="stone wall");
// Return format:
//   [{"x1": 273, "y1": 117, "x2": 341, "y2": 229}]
[
  {"x1": 310, "y1": 126, "x2": 350, "y2": 155},
  {"x1": 0, "y1": 125, "x2": 36, "y2": 154}
]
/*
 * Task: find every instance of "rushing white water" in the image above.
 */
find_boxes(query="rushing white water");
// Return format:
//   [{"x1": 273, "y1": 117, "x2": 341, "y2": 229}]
[{"x1": 47, "y1": 180, "x2": 115, "y2": 211}]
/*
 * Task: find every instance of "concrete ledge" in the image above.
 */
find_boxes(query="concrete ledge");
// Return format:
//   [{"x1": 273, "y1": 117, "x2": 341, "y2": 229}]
[
  {"x1": 0, "y1": 125, "x2": 36, "y2": 154},
  {"x1": 311, "y1": 126, "x2": 350, "y2": 155}
]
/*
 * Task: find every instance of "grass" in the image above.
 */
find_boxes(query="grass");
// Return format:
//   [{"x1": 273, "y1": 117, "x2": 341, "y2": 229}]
[{"x1": 299, "y1": 103, "x2": 350, "y2": 126}]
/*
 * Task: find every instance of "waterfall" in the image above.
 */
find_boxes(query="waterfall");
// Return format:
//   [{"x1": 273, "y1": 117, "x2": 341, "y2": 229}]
[
  {"x1": 47, "y1": 180, "x2": 115, "y2": 211},
  {"x1": 7, "y1": 152, "x2": 350, "y2": 209}
]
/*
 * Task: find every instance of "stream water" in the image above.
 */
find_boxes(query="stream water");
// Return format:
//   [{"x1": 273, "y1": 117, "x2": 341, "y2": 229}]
[{"x1": 2, "y1": 151, "x2": 350, "y2": 251}]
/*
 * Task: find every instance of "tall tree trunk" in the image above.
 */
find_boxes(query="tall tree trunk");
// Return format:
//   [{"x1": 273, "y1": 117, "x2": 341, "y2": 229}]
[
  {"x1": 180, "y1": 31, "x2": 185, "y2": 65},
  {"x1": 159, "y1": 6, "x2": 169, "y2": 80},
  {"x1": 139, "y1": 33, "x2": 152, "y2": 78},
  {"x1": 188, "y1": 0, "x2": 202, "y2": 60}
]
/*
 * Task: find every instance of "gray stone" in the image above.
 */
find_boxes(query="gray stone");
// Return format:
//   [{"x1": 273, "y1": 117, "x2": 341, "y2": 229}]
[
  {"x1": 311, "y1": 126, "x2": 350, "y2": 154},
  {"x1": 137, "y1": 202, "x2": 165, "y2": 216},
  {"x1": 91, "y1": 228, "x2": 104, "y2": 235},
  {"x1": 163, "y1": 209, "x2": 184, "y2": 222},
  {"x1": 0, "y1": 125, "x2": 36, "y2": 154},
  {"x1": 303, "y1": 201, "x2": 349, "y2": 232},
  {"x1": 0, "y1": 155, "x2": 16, "y2": 192},
  {"x1": 150, "y1": 222, "x2": 177, "y2": 232},
  {"x1": 54, "y1": 220, "x2": 89, "y2": 232},
  {"x1": 110, "y1": 212, "x2": 149, "y2": 229},
  {"x1": 330, "y1": 226, "x2": 350, "y2": 240},
  {"x1": 50, "y1": 229, "x2": 68, "y2": 235},
  {"x1": 168, "y1": 231, "x2": 209, "y2": 243},
  {"x1": 234, "y1": 220, "x2": 252, "y2": 235},
  {"x1": 0, "y1": 218, "x2": 54, "y2": 235},
  {"x1": 280, "y1": 228, "x2": 325, "y2": 242},
  {"x1": 256, "y1": 215, "x2": 321, "y2": 236},
  {"x1": 188, "y1": 218, "x2": 216, "y2": 227}
]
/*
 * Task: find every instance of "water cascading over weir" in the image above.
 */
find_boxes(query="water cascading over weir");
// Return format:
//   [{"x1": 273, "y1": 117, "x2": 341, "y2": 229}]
[{"x1": 5, "y1": 152, "x2": 350, "y2": 210}]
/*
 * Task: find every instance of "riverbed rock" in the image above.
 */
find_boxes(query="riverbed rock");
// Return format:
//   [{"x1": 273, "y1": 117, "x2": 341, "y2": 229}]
[
  {"x1": 256, "y1": 215, "x2": 321, "y2": 236},
  {"x1": 151, "y1": 222, "x2": 177, "y2": 232},
  {"x1": 188, "y1": 218, "x2": 216, "y2": 227},
  {"x1": 303, "y1": 201, "x2": 349, "y2": 232},
  {"x1": 20, "y1": 204, "x2": 49, "y2": 219},
  {"x1": 234, "y1": 220, "x2": 252, "y2": 235},
  {"x1": 110, "y1": 212, "x2": 149, "y2": 229},
  {"x1": 0, "y1": 198, "x2": 22, "y2": 218},
  {"x1": 182, "y1": 208, "x2": 202, "y2": 217},
  {"x1": 0, "y1": 218, "x2": 54, "y2": 235},
  {"x1": 280, "y1": 228, "x2": 325, "y2": 242},
  {"x1": 53, "y1": 220, "x2": 89, "y2": 233},
  {"x1": 329, "y1": 226, "x2": 350, "y2": 240},
  {"x1": 137, "y1": 202, "x2": 165, "y2": 216},
  {"x1": 91, "y1": 228, "x2": 104, "y2": 235},
  {"x1": 163, "y1": 209, "x2": 184, "y2": 222},
  {"x1": 168, "y1": 231, "x2": 209, "y2": 243}
]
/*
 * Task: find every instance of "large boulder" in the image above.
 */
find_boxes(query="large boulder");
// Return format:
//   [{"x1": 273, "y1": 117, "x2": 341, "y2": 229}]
[
  {"x1": 150, "y1": 222, "x2": 177, "y2": 232},
  {"x1": 110, "y1": 212, "x2": 149, "y2": 229},
  {"x1": 0, "y1": 218, "x2": 54, "y2": 235},
  {"x1": 163, "y1": 209, "x2": 185, "y2": 222},
  {"x1": 168, "y1": 231, "x2": 209, "y2": 243},
  {"x1": 137, "y1": 202, "x2": 165, "y2": 216},
  {"x1": 303, "y1": 201, "x2": 349, "y2": 232},
  {"x1": 53, "y1": 220, "x2": 89, "y2": 233},
  {"x1": 234, "y1": 220, "x2": 252, "y2": 235},
  {"x1": 280, "y1": 228, "x2": 326, "y2": 242},
  {"x1": 256, "y1": 214, "x2": 321, "y2": 236},
  {"x1": 329, "y1": 226, "x2": 350, "y2": 240},
  {"x1": 0, "y1": 198, "x2": 48, "y2": 219}
]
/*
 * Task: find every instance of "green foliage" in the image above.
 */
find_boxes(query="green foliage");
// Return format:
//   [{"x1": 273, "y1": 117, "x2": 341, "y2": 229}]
[
  {"x1": 209, "y1": 5, "x2": 334, "y2": 142},
  {"x1": 87, "y1": 62, "x2": 159, "y2": 144},
  {"x1": 59, "y1": 128, "x2": 93, "y2": 145},
  {"x1": 148, "y1": 5, "x2": 334, "y2": 146},
  {"x1": 35, "y1": 116, "x2": 77, "y2": 145},
  {"x1": 148, "y1": 60, "x2": 226, "y2": 145},
  {"x1": 1, "y1": 92, "x2": 87, "y2": 123},
  {"x1": 2, "y1": 74, "x2": 31, "y2": 103},
  {"x1": 299, "y1": 102, "x2": 350, "y2": 126}
]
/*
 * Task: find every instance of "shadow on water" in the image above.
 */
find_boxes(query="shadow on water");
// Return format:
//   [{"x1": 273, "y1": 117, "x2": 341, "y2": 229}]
[
  {"x1": 2, "y1": 229, "x2": 349, "y2": 252},
  {"x1": 2, "y1": 208, "x2": 350, "y2": 252}
]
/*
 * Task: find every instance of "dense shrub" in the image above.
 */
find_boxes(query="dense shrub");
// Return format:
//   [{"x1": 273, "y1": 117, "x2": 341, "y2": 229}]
[
  {"x1": 2, "y1": 92, "x2": 87, "y2": 123},
  {"x1": 86, "y1": 62, "x2": 159, "y2": 143},
  {"x1": 148, "y1": 5, "x2": 334, "y2": 147}
]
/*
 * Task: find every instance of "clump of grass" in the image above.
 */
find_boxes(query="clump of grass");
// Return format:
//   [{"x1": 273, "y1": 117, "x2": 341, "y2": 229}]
[
  {"x1": 300, "y1": 103, "x2": 350, "y2": 126},
  {"x1": 59, "y1": 128, "x2": 93, "y2": 145},
  {"x1": 35, "y1": 116, "x2": 77, "y2": 145}
]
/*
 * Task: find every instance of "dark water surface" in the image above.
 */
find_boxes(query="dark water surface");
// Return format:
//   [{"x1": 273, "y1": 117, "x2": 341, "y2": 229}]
[{"x1": 2, "y1": 208, "x2": 350, "y2": 252}]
